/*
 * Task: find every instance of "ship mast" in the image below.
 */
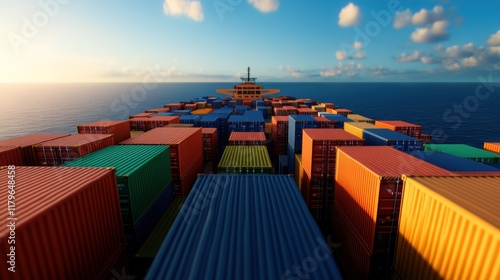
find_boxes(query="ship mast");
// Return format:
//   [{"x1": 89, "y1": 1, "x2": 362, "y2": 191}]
[{"x1": 241, "y1": 67, "x2": 257, "y2": 83}]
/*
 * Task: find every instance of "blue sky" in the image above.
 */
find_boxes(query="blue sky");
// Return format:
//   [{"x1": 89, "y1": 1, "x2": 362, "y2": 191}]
[{"x1": 0, "y1": 0, "x2": 499, "y2": 82}]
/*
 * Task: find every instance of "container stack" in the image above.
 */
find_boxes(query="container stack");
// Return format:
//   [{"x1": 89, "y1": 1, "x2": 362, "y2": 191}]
[
  {"x1": 271, "y1": 116, "x2": 289, "y2": 161},
  {"x1": 297, "y1": 108, "x2": 317, "y2": 116},
  {"x1": 145, "y1": 175, "x2": 343, "y2": 280},
  {"x1": 346, "y1": 114, "x2": 375, "y2": 124},
  {"x1": 227, "y1": 111, "x2": 265, "y2": 134},
  {"x1": 282, "y1": 105, "x2": 299, "y2": 115},
  {"x1": 77, "y1": 120, "x2": 131, "y2": 144},
  {"x1": 424, "y1": 143, "x2": 500, "y2": 163},
  {"x1": 320, "y1": 114, "x2": 353, "y2": 128},
  {"x1": 129, "y1": 112, "x2": 154, "y2": 119},
  {"x1": 300, "y1": 129, "x2": 365, "y2": 232},
  {"x1": 332, "y1": 146, "x2": 452, "y2": 279},
  {"x1": 184, "y1": 104, "x2": 197, "y2": 111},
  {"x1": 201, "y1": 128, "x2": 218, "y2": 162},
  {"x1": 145, "y1": 108, "x2": 170, "y2": 114},
  {"x1": 33, "y1": 134, "x2": 114, "y2": 166},
  {"x1": 410, "y1": 151, "x2": 500, "y2": 174},
  {"x1": 170, "y1": 110, "x2": 192, "y2": 116},
  {"x1": 0, "y1": 134, "x2": 71, "y2": 165},
  {"x1": 327, "y1": 108, "x2": 352, "y2": 117},
  {"x1": 313, "y1": 116, "x2": 337, "y2": 128},
  {"x1": 163, "y1": 103, "x2": 183, "y2": 110},
  {"x1": 0, "y1": 167, "x2": 126, "y2": 279},
  {"x1": 180, "y1": 115, "x2": 202, "y2": 126},
  {"x1": 211, "y1": 100, "x2": 224, "y2": 109},
  {"x1": 228, "y1": 132, "x2": 266, "y2": 145},
  {"x1": 374, "y1": 120, "x2": 422, "y2": 138},
  {"x1": 191, "y1": 108, "x2": 213, "y2": 115},
  {"x1": 0, "y1": 146, "x2": 23, "y2": 166},
  {"x1": 311, "y1": 104, "x2": 326, "y2": 113},
  {"x1": 363, "y1": 128, "x2": 424, "y2": 153},
  {"x1": 129, "y1": 116, "x2": 180, "y2": 131},
  {"x1": 63, "y1": 145, "x2": 173, "y2": 253},
  {"x1": 218, "y1": 146, "x2": 272, "y2": 174},
  {"x1": 394, "y1": 176, "x2": 500, "y2": 280},
  {"x1": 120, "y1": 127, "x2": 203, "y2": 196},
  {"x1": 287, "y1": 115, "x2": 317, "y2": 175},
  {"x1": 235, "y1": 105, "x2": 250, "y2": 115},
  {"x1": 343, "y1": 122, "x2": 383, "y2": 139}
]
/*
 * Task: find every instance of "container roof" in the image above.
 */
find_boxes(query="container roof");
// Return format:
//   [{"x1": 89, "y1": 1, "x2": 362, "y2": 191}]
[
  {"x1": 145, "y1": 174, "x2": 343, "y2": 280},
  {"x1": 120, "y1": 127, "x2": 201, "y2": 145},
  {"x1": 321, "y1": 114, "x2": 353, "y2": 122},
  {"x1": 364, "y1": 128, "x2": 419, "y2": 140},
  {"x1": 35, "y1": 134, "x2": 113, "y2": 146},
  {"x1": 344, "y1": 122, "x2": 381, "y2": 129},
  {"x1": 375, "y1": 120, "x2": 422, "y2": 127},
  {"x1": 0, "y1": 134, "x2": 71, "y2": 148},
  {"x1": 218, "y1": 146, "x2": 272, "y2": 168},
  {"x1": 425, "y1": 144, "x2": 500, "y2": 159},
  {"x1": 229, "y1": 132, "x2": 266, "y2": 141},
  {"x1": 289, "y1": 115, "x2": 317, "y2": 121},
  {"x1": 303, "y1": 128, "x2": 362, "y2": 141},
  {"x1": 77, "y1": 120, "x2": 128, "y2": 127},
  {"x1": 413, "y1": 151, "x2": 500, "y2": 172}
]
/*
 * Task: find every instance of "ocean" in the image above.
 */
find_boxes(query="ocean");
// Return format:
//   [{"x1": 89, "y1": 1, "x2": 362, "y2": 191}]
[{"x1": 1, "y1": 82, "x2": 499, "y2": 148}]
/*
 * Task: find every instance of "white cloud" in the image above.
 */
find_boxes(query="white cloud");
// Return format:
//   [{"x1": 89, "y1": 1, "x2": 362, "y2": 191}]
[
  {"x1": 336, "y1": 50, "x2": 348, "y2": 60},
  {"x1": 444, "y1": 43, "x2": 475, "y2": 58},
  {"x1": 279, "y1": 65, "x2": 302, "y2": 78},
  {"x1": 434, "y1": 44, "x2": 444, "y2": 52},
  {"x1": 338, "y1": 3, "x2": 361, "y2": 27},
  {"x1": 487, "y1": 30, "x2": 500, "y2": 46},
  {"x1": 490, "y1": 46, "x2": 500, "y2": 55},
  {"x1": 353, "y1": 52, "x2": 366, "y2": 59},
  {"x1": 421, "y1": 55, "x2": 440, "y2": 64},
  {"x1": 462, "y1": 56, "x2": 479, "y2": 67},
  {"x1": 463, "y1": 42, "x2": 475, "y2": 52},
  {"x1": 320, "y1": 62, "x2": 362, "y2": 78},
  {"x1": 353, "y1": 41, "x2": 362, "y2": 50},
  {"x1": 444, "y1": 45, "x2": 460, "y2": 57},
  {"x1": 395, "y1": 50, "x2": 422, "y2": 62},
  {"x1": 412, "y1": 6, "x2": 446, "y2": 25},
  {"x1": 163, "y1": 0, "x2": 203, "y2": 21},
  {"x1": 411, "y1": 20, "x2": 449, "y2": 43},
  {"x1": 393, "y1": 9, "x2": 412, "y2": 29},
  {"x1": 443, "y1": 59, "x2": 460, "y2": 71},
  {"x1": 248, "y1": 0, "x2": 279, "y2": 13}
]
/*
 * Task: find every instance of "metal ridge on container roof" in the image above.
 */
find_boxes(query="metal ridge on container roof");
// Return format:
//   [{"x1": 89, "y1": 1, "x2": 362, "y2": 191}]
[
  {"x1": 425, "y1": 144, "x2": 500, "y2": 160},
  {"x1": 77, "y1": 120, "x2": 129, "y2": 126},
  {"x1": 35, "y1": 133, "x2": 114, "y2": 146},
  {"x1": 229, "y1": 132, "x2": 266, "y2": 141},
  {"x1": 218, "y1": 146, "x2": 272, "y2": 169},
  {"x1": 120, "y1": 127, "x2": 201, "y2": 145},
  {"x1": 146, "y1": 174, "x2": 343, "y2": 280},
  {"x1": 412, "y1": 151, "x2": 500, "y2": 172},
  {"x1": 363, "y1": 128, "x2": 419, "y2": 140},
  {"x1": 336, "y1": 146, "x2": 452, "y2": 177},
  {"x1": 303, "y1": 128, "x2": 361, "y2": 140},
  {"x1": 375, "y1": 120, "x2": 422, "y2": 127},
  {"x1": 0, "y1": 133, "x2": 71, "y2": 147}
]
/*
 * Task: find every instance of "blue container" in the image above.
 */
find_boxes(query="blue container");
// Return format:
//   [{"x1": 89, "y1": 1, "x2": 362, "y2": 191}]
[
  {"x1": 257, "y1": 106, "x2": 267, "y2": 119},
  {"x1": 321, "y1": 114, "x2": 353, "y2": 128},
  {"x1": 199, "y1": 115, "x2": 220, "y2": 128},
  {"x1": 180, "y1": 115, "x2": 202, "y2": 126},
  {"x1": 153, "y1": 112, "x2": 176, "y2": 117},
  {"x1": 288, "y1": 115, "x2": 318, "y2": 152},
  {"x1": 288, "y1": 143, "x2": 296, "y2": 175},
  {"x1": 235, "y1": 105, "x2": 250, "y2": 115},
  {"x1": 235, "y1": 99, "x2": 243, "y2": 105},
  {"x1": 212, "y1": 100, "x2": 223, "y2": 109},
  {"x1": 278, "y1": 155, "x2": 288, "y2": 174},
  {"x1": 171, "y1": 110, "x2": 192, "y2": 116},
  {"x1": 304, "y1": 101, "x2": 314, "y2": 107},
  {"x1": 227, "y1": 100, "x2": 237, "y2": 108},
  {"x1": 145, "y1": 175, "x2": 343, "y2": 280},
  {"x1": 363, "y1": 129, "x2": 423, "y2": 153},
  {"x1": 411, "y1": 151, "x2": 500, "y2": 172}
]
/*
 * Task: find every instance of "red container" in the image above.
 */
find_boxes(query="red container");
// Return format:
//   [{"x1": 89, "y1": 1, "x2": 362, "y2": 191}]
[
  {"x1": 34, "y1": 134, "x2": 114, "y2": 166},
  {"x1": 272, "y1": 116, "x2": 289, "y2": 157},
  {"x1": 145, "y1": 108, "x2": 170, "y2": 113},
  {"x1": 77, "y1": 120, "x2": 131, "y2": 144},
  {"x1": 0, "y1": 146, "x2": 23, "y2": 166},
  {"x1": 274, "y1": 108, "x2": 287, "y2": 116},
  {"x1": 202, "y1": 128, "x2": 218, "y2": 161},
  {"x1": 163, "y1": 103, "x2": 183, "y2": 110},
  {"x1": 184, "y1": 104, "x2": 197, "y2": 110},
  {"x1": 129, "y1": 117, "x2": 150, "y2": 131},
  {"x1": 271, "y1": 101, "x2": 282, "y2": 108},
  {"x1": 173, "y1": 153, "x2": 203, "y2": 196},
  {"x1": 0, "y1": 166, "x2": 124, "y2": 280},
  {"x1": 243, "y1": 100, "x2": 252, "y2": 106},
  {"x1": 120, "y1": 127, "x2": 202, "y2": 179},
  {"x1": 228, "y1": 132, "x2": 266, "y2": 145},
  {"x1": 334, "y1": 146, "x2": 452, "y2": 254},
  {"x1": 302, "y1": 129, "x2": 364, "y2": 179},
  {"x1": 297, "y1": 108, "x2": 317, "y2": 115},
  {"x1": 419, "y1": 133, "x2": 432, "y2": 144},
  {"x1": 313, "y1": 116, "x2": 337, "y2": 128},
  {"x1": 322, "y1": 103, "x2": 335, "y2": 109},
  {"x1": 0, "y1": 134, "x2": 71, "y2": 166},
  {"x1": 282, "y1": 106, "x2": 298, "y2": 115},
  {"x1": 375, "y1": 120, "x2": 423, "y2": 138},
  {"x1": 299, "y1": 104, "x2": 309, "y2": 108},
  {"x1": 129, "y1": 113, "x2": 154, "y2": 119},
  {"x1": 146, "y1": 116, "x2": 180, "y2": 130}
]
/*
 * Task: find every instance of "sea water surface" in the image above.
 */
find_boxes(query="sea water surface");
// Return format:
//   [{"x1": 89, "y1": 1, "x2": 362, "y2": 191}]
[{"x1": 1, "y1": 82, "x2": 499, "y2": 148}]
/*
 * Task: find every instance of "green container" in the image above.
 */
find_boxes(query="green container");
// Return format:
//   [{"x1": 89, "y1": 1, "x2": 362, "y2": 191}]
[
  {"x1": 135, "y1": 197, "x2": 186, "y2": 259},
  {"x1": 218, "y1": 146, "x2": 272, "y2": 174},
  {"x1": 63, "y1": 145, "x2": 172, "y2": 226},
  {"x1": 424, "y1": 144, "x2": 500, "y2": 164}
]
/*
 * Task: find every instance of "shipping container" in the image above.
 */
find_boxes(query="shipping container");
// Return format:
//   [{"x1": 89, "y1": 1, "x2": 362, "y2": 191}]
[
  {"x1": 180, "y1": 115, "x2": 202, "y2": 126},
  {"x1": 145, "y1": 108, "x2": 170, "y2": 114},
  {"x1": 184, "y1": 104, "x2": 198, "y2": 111},
  {"x1": 145, "y1": 174, "x2": 343, "y2": 280},
  {"x1": 302, "y1": 129, "x2": 364, "y2": 179},
  {"x1": 77, "y1": 120, "x2": 131, "y2": 144},
  {"x1": 363, "y1": 128, "x2": 424, "y2": 153},
  {"x1": 328, "y1": 108, "x2": 352, "y2": 117},
  {"x1": 346, "y1": 114, "x2": 375, "y2": 124},
  {"x1": 272, "y1": 116, "x2": 289, "y2": 157},
  {"x1": 129, "y1": 116, "x2": 180, "y2": 131},
  {"x1": 394, "y1": 175, "x2": 500, "y2": 280},
  {"x1": 129, "y1": 112, "x2": 154, "y2": 119},
  {"x1": 191, "y1": 108, "x2": 213, "y2": 115},
  {"x1": 320, "y1": 114, "x2": 353, "y2": 129},
  {"x1": 283, "y1": 105, "x2": 299, "y2": 115},
  {"x1": 202, "y1": 128, "x2": 218, "y2": 161},
  {"x1": 235, "y1": 105, "x2": 250, "y2": 115},
  {"x1": 294, "y1": 154, "x2": 303, "y2": 190},
  {"x1": 218, "y1": 146, "x2": 272, "y2": 174},
  {"x1": 171, "y1": 110, "x2": 192, "y2": 116},
  {"x1": 313, "y1": 116, "x2": 337, "y2": 128},
  {"x1": 129, "y1": 117, "x2": 150, "y2": 131},
  {"x1": 130, "y1": 131, "x2": 145, "y2": 138},
  {"x1": 0, "y1": 134, "x2": 70, "y2": 165},
  {"x1": 312, "y1": 105, "x2": 326, "y2": 112},
  {"x1": 274, "y1": 107, "x2": 287, "y2": 116},
  {"x1": 419, "y1": 133, "x2": 432, "y2": 144},
  {"x1": 334, "y1": 146, "x2": 452, "y2": 256},
  {"x1": 297, "y1": 108, "x2": 317, "y2": 116},
  {"x1": 153, "y1": 112, "x2": 176, "y2": 117},
  {"x1": 163, "y1": 103, "x2": 183, "y2": 110},
  {"x1": 34, "y1": 134, "x2": 114, "y2": 166},
  {"x1": 120, "y1": 127, "x2": 202, "y2": 195},
  {"x1": 374, "y1": 120, "x2": 422, "y2": 138},
  {"x1": 0, "y1": 166, "x2": 124, "y2": 280},
  {"x1": 410, "y1": 151, "x2": 500, "y2": 172},
  {"x1": 484, "y1": 142, "x2": 500, "y2": 154},
  {"x1": 301, "y1": 171, "x2": 335, "y2": 230},
  {"x1": 424, "y1": 143, "x2": 500, "y2": 164},
  {"x1": 278, "y1": 154, "x2": 288, "y2": 174},
  {"x1": 0, "y1": 146, "x2": 23, "y2": 166},
  {"x1": 343, "y1": 122, "x2": 383, "y2": 139},
  {"x1": 173, "y1": 153, "x2": 203, "y2": 196},
  {"x1": 288, "y1": 115, "x2": 318, "y2": 152},
  {"x1": 320, "y1": 102, "x2": 335, "y2": 109},
  {"x1": 228, "y1": 132, "x2": 266, "y2": 145}
]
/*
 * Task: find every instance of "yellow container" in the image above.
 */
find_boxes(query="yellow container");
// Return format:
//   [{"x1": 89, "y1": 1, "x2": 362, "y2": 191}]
[
  {"x1": 311, "y1": 105, "x2": 326, "y2": 113},
  {"x1": 347, "y1": 114, "x2": 375, "y2": 124},
  {"x1": 343, "y1": 122, "x2": 383, "y2": 139},
  {"x1": 191, "y1": 108, "x2": 213, "y2": 115},
  {"x1": 484, "y1": 142, "x2": 500, "y2": 154},
  {"x1": 294, "y1": 154, "x2": 302, "y2": 190},
  {"x1": 265, "y1": 122, "x2": 272, "y2": 134},
  {"x1": 395, "y1": 175, "x2": 500, "y2": 280}
]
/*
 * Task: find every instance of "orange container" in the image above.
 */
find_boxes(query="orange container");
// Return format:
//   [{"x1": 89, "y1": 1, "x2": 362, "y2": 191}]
[
  {"x1": 313, "y1": 116, "x2": 337, "y2": 128},
  {"x1": 163, "y1": 103, "x2": 183, "y2": 110},
  {"x1": 228, "y1": 132, "x2": 266, "y2": 145},
  {"x1": 347, "y1": 114, "x2": 375, "y2": 124},
  {"x1": 120, "y1": 127, "x2": 202, "y2": 179},
  {"x1": 129, "y1": 113, "x2": 154, "y2": 119},
  {"x1": 0, "y1": 166, "x2": 124, "y2": 280},
  {"x1": 328, "y1": 108, "x2": 352, "y2": 117},
  {"x1": 0, "y1": 146, "x2": 23, "y2": 166},
  {"x1": 34, "y1": 134, "x2": 115, "y2": 166},
  {"x1": 77, "y1": 120, "x2": 131, "y2": 144},
  {"x1": 145, "y1": 108, "x2": 170, "y2": 113},
  {"x1": 484, "y1": 142, "x2": 500, "y2": 154},
  {"x1": 0, "y1": 134, "x2": 71, "y2": 166},
  {"x1": 297, "y1": 108, "x2": 317, "y2": 115},
  {"x1": 146, "y1": 116, "x2": 180, "y2": 130},
  {"x1": 129, "y1": 117, "x2": 150, "y2": 131},
  {"x1": 395, "y1": 175, "x2": 500, "y2": 280},
  {"x1": 334, "y1": 146, "x2": 453, "y2": 255},
  {"x1": 375, "y1": 120, "x2": 422, "y2": 138},
  {"x1": 302, "y1": 129, "x2": 364, "y2": 179}
]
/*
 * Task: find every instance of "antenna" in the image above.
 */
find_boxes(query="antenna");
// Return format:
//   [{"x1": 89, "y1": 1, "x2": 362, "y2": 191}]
[{"x1": 241, "y1": 66, "x2": 257, "y2": 83}]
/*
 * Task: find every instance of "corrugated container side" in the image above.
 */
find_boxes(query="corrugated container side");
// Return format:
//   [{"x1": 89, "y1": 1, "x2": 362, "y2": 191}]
[
  {"x1": 346, "y1": 114, "x2": 375, "y2": 124},
  {"x1": 374, "y1": 120, "x2": 423, "y2": 138},
  {"x1": 395, "y1": 176, "x2": 500, "y2": 280},
  {"x1": 34, "y1": 134, "x2": 115, "y2": 166},
  {"x1": 174, "y1": 153, "x2": 203, "y2": 196},
  {"x1": 77, "y1": 120, "x2": 131, "y2": 144},
  {"x1": 218, "y1": 146, "x2": 272, "y2": 174},
  {"x1": 145, "y1": 108, "x2": 170, "y2": 114},
  {"x1": 411, "y1": 151, "x2": 500, "y2": 172},
  {"x1": 0, "y1": 134, "x2": 71, "y2": 165},
  {"x1": 343, "y1": 122, "x2": 383, "y2": 139},
  {"x1": 0, "y1": 146, "x2": 23, "y2": 166},
  {"x1": 363, "y1": 129, "x2": 423, "y2": 153},
  {"x1": 484, "y1": 142, "x2": 500, "y2": 154},
  {"x1": 0, "y1": 167, "x2": 124, "y2": 280},
  {"x1": 228, "y1": 132, "x2": 266, "y2": 145},
  {"x1": 294, "y1": 154, "x2": 303, "y2": 189},
  {"x1": 278, "y1": 155, "x2": 288, "y2": 174},
  {"x1": 129, "y1": 113, "x2": 154, "y2": 119}
]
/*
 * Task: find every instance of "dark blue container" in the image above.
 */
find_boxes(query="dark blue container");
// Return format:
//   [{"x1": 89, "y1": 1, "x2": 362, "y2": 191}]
[
  {"x1": 411, "y1": 151, "x2": 500, "y2": 172},
  {"x1": 288, "y1": 115, "x2": 318, "y2": 152},
  {"x1": 322, "y1": 114, "x2": 353, "y2": 128},
  {"x1": 211, "y1": 100, "x2": 224, "y2": 109},
  {"x1": 363, "y1": 129, "x2": 423, "y2": 153},
  {"x1": 180, "y1": 115, "x2": 202, "y2": 126},
  {"x1": 235, "y1": 105, "x2": 250, "y2": 115},
  {"x1": 288, "y1": 143, "x2": 296, "y2": 175},
  {"x1": 227, "y1": 100, "x2": 237, "y2": 108},
  {"x1": 153, "y1": 112, "x2": 176, "y2": 117},
  {"x1": 171, "y1": 110, "x2": 192, "y2": 116},
  {"x1": 199, "y1": 115, "x2": 220, "y2": 128},
  {"x1": 235, "y1": 99, "x2": 243, "y2": 105},
  {"x1": 278, "y1": 155, "x2": 289, "y2": 174},
  {"x1": 257, "y1": 106, "x2": 267, "y2": 119}
]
